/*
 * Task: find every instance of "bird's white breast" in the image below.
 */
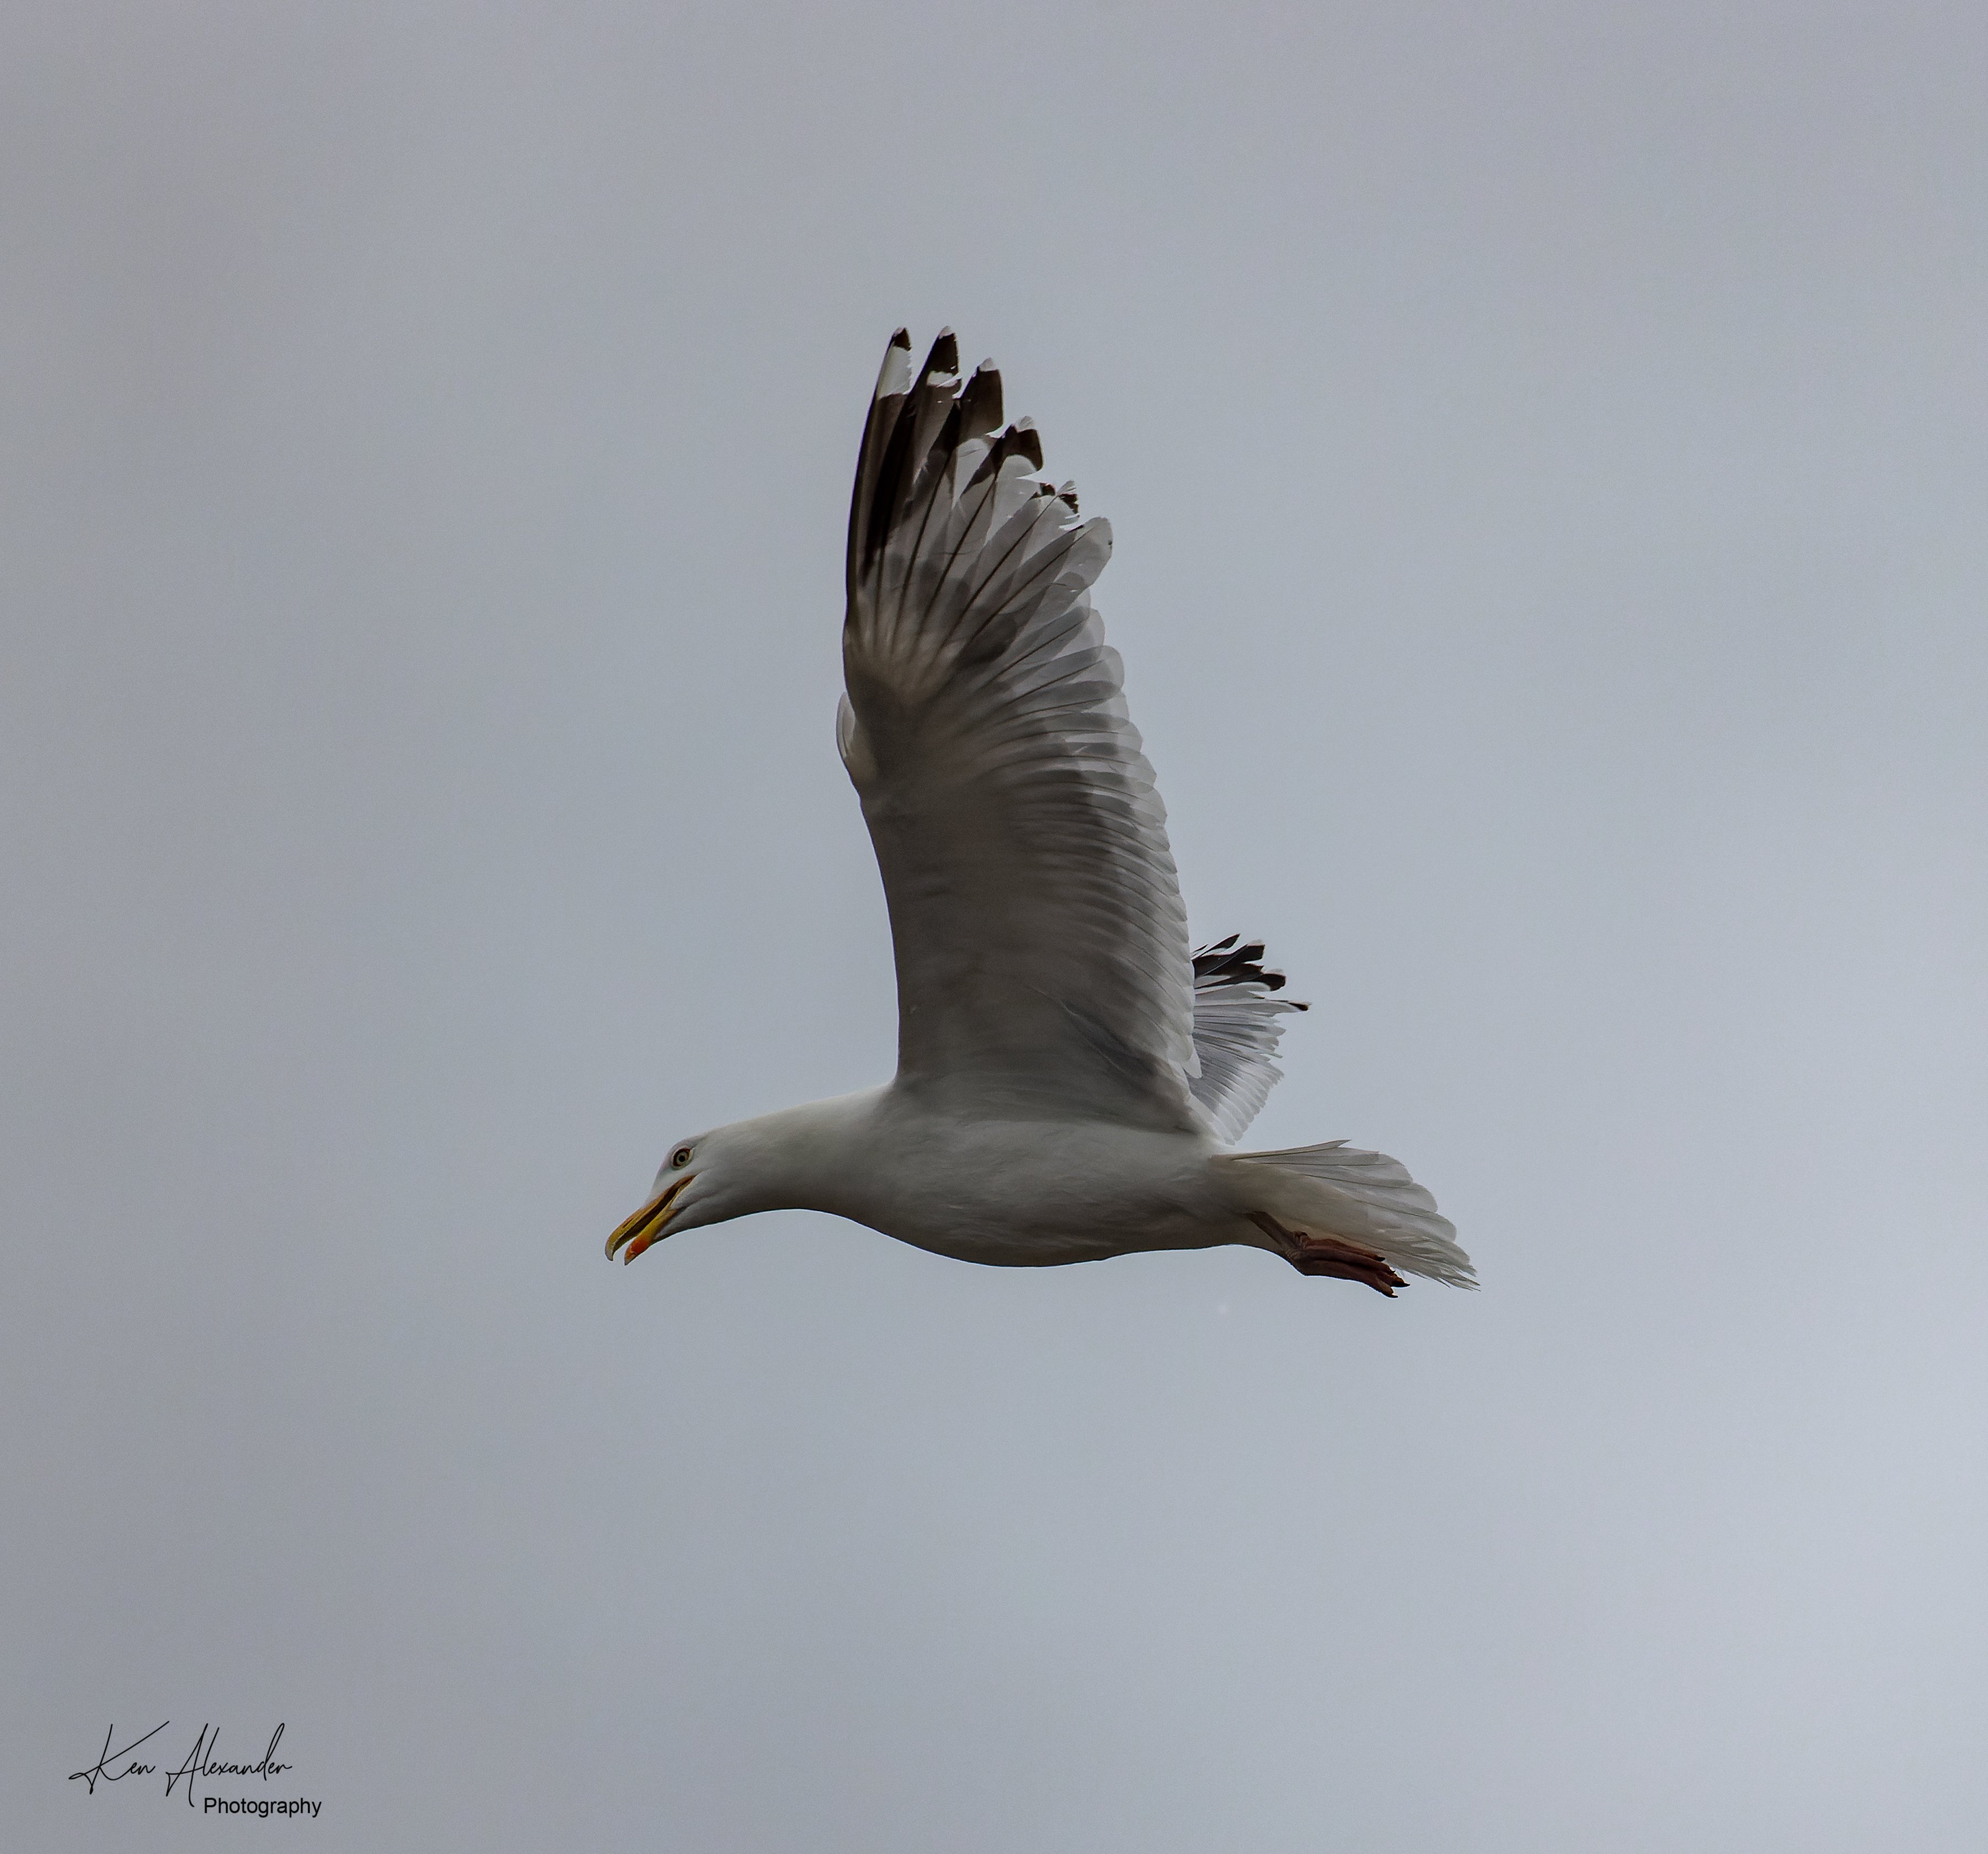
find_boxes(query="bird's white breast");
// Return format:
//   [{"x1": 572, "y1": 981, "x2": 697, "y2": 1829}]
[{"x1": 799, "y1": 1086, "x2": 1240, "y2": 1267}]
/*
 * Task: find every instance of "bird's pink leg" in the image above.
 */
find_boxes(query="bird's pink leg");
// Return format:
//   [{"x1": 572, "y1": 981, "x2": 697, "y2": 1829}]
[{"x1": 1246, "y1": 1211, "x2": 1406, "y2": 1297}]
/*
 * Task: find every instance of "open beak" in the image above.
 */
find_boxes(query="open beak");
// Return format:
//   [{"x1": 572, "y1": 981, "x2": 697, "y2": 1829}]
[{"x1": 606, "y1": 1172, "x2": 694, "y2": 1264}]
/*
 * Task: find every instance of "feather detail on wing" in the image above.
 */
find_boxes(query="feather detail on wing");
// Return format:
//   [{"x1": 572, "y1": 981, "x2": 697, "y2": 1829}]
[
  {"x1": 840, "y1": 329, "x2": 1199, "y2": 1128},
  {"x1": 1189, "y1": 936, "x2": 1308, "y2": 1144}
]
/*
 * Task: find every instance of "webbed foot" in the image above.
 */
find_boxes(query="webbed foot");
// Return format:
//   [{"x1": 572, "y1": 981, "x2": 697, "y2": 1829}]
[{"x1": 1247, "y1": 1211, "x2": 1406, "y2": 1297}]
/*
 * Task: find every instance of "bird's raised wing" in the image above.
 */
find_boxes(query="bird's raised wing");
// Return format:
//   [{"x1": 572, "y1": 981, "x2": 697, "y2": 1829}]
[{"x1": 839, "y1": 329, "x2": 1200, "y2": 1129}]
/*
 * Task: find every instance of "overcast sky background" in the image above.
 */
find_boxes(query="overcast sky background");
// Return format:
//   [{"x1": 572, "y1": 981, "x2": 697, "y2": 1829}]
[{"x1": 7, "y1": 4, "x2": 1985, "y2": 1850}]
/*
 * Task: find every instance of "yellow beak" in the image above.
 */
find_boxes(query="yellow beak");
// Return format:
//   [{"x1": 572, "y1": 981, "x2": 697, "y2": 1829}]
[{"x1": 606, "y1": 1172, "x2": 694, "y2": 1264}]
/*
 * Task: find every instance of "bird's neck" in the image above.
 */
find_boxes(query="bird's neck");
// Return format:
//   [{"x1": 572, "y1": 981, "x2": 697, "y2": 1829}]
[{"x1": 725, "y1": 1088, "x2": 882, "y2": 1217}]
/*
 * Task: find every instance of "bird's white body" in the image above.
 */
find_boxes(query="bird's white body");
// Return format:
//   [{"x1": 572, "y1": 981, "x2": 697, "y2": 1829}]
[
  {"x1": 718, "y1": 1089, "x2": 1243, "y2": 1268},
  {"x1": 606, "y1": 330, "x2": 1474, "y2": 1298}
]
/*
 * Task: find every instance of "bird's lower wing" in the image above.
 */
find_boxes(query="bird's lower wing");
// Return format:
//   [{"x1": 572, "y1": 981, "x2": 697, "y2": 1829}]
[
  {"x1": 839, "y1": 329, "x2": 1200, "y2": 1130},
  {"x1": 1188, "y1": 937, "x2": 1309, "y2": 1144}
]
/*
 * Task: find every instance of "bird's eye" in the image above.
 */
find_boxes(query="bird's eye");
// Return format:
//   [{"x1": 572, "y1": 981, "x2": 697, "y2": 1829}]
[{"x1": 671, "y1": 1146, "x2": 693, "y2": 1169}]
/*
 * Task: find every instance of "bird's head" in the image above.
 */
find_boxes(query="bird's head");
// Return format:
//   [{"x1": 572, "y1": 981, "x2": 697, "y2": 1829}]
[
  {"x1": 605, "y1": 1125, "x2": 748, "y2": 1264},
  {"x1": 604, "y1": 1096, "x2": 865, "y2": 1264}
]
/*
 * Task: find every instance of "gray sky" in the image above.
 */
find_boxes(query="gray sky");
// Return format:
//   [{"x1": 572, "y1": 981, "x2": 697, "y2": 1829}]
[{"x1": 7, "y1": 3, "x2": 1985, "y2": 1849}]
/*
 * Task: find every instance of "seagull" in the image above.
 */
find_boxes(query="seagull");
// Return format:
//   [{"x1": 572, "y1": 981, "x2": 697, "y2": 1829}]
[{"x1": 607, "y1": 329, "x2": 1473, "y2": 1296}]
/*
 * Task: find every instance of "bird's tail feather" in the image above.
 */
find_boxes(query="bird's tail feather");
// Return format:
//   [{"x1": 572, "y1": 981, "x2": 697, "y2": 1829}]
[{"x1": 1215, "y1": 1142, "x2": 1476, "y2": 1287}]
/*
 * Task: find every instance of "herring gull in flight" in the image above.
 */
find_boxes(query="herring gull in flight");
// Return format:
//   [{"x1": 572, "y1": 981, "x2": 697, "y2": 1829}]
[{"x1": 607, "y1": 329, "x2": 1474, "y2": 1297}]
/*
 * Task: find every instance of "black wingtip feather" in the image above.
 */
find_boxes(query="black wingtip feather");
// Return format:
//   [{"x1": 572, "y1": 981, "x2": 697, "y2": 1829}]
[
  {"x1": 958, "y1": 365, "x2": 1003, "y2": 441},
  {"x1": 963, "y1": 421, "x2": 1045, "y2": 489},
  {"x1": 850, "y1": 327, "x2": 1074, "y2": 599},
  {"x1": 922, "y1": 329, "x2": 959, "y2": 379},
  {"x1": 1192, "y1": 936, "x2": 1298, "y2": 996}
]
